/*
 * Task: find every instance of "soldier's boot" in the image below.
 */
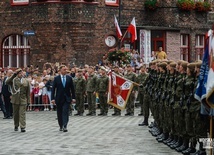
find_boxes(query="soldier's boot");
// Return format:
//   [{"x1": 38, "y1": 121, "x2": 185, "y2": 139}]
[
  {"x1": 138, "y1": 117, "x2": 148, "y2": 126},
  {"x1": 176, "y1": 137, "x2": 189, "y2": 152},
  {"x1": 182, "y1": 139, "x2": 197, "y2": 155},
  {"x1": 171, "y1": 136, "x2": 183, "y2": 149},
  {"x1": 152, "y1": 127, "x2": 162, "y2": 137},
  {"x1": 163, "y1": 134, "x2": 173, "y2": 144},
  {"x1": 157, "y1": 132, "x2": 169, "y2": 143},
  {"x1": 156, "y1": 133, "x2": 164, "y2": 140},
  {"x1": 168, "y1": 135, "x2": 178, "y2": 146}
]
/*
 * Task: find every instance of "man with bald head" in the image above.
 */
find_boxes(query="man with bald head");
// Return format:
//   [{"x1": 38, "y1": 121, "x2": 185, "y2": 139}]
[{"x1": 2, "y1": 69, "x2": 13, "y2": 119}]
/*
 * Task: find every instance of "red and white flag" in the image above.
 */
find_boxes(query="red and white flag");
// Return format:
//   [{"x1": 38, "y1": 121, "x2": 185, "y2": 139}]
[
  {"x1": 127, "y1": 17, "x2": 137, "y2": 42},
  {"x1": 114, "y1": 15, "x2": 122, "y2": 39},
  {"x1": 107, "y1": 72, "x2": 134, "y2": 110}
]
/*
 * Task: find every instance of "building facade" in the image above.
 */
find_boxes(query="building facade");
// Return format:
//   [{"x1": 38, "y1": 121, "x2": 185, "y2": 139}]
[{"x1": 0, "y1": 0, "x2": 214, "y2": 68}]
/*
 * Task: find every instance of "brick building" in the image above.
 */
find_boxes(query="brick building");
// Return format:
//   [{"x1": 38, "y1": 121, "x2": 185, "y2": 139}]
[{"x1": 0, "y1": 0, "x2": 213, "y2": 68}]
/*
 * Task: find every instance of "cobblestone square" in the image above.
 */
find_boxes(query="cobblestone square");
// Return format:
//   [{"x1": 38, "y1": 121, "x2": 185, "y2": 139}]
[{"x1": 0, "y1": 109, "x2": 181, "y2": 155}]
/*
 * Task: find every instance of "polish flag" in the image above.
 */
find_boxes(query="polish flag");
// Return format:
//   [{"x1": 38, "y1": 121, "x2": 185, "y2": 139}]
[
  {"x1": 127, "y1": 17, "x2": 137, "y2": 42},
  {"x1": 114, "y1": 15, "x2": 122, "y2": 39}
]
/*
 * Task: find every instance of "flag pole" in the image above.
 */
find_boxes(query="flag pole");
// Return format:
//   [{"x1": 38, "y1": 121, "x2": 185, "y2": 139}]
[
  {"x1": 210, "y1": 116, "x2": 213, "y2": 155},
  {"x1": 120, "y1": 30, "x2": 128, "y2": 45},
  {"x1": 118, "y1": 0, "x2": 122, "y2": 49}
]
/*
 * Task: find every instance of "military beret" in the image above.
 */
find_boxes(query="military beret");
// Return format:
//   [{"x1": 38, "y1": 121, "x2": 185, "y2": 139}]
[
  {"x1": 177, "y1": 60, "x2": 183, "y2": 65},
  {"x1": 169, "y1": 62, "x2": 177, "y2": 68},
  {"x1": 195, "y1": 60, "x2": 202, "y2": 68},
  {"x1": 100, "y1": 66, "x2": 107, "y2": 71},
  {"x1": 167, "y1": 60, "x2": 173, "y2": 64},
  {"x1": 187, "y1": 63, "x2": 195, "y2": 71},
  {"x1": 15, "y1": 68, "x2": 22, "y2": 74},
  {"x1": 158, "y1": 62, "x2": 167, "y2": 68},
  {"x1": 181, "y1": 61, "x2": 188, "y2": 69}
]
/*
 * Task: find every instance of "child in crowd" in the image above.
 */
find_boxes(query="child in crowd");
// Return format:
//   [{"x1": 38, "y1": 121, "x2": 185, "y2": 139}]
[
  {"x1": 41, "y1": 78, "x2": 49, "y2": 111},
  {"x1": 32, "y1": 82, "x2": 40, "y2": 112}
]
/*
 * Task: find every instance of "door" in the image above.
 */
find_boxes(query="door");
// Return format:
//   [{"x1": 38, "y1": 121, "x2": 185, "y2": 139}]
[{"x1": 151, "y1": 30, "x2": 166, "y2": 52}]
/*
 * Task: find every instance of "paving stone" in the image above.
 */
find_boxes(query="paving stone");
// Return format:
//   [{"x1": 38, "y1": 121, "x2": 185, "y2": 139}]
[{"x1": 0, "y1": 109, "x2": 181, "y2": 155}]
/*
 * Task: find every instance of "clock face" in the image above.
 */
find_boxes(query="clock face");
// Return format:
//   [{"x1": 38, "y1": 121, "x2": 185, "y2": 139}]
[{"x1": 105, "y1": 35, "x2": 117, "y2": 47}]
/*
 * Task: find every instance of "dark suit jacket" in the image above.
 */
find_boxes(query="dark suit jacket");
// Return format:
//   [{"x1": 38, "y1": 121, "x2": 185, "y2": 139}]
[
  {"x1": 2, "y1": 77, "x2": 11, "y2": 97},
  {"x1": 51, "y1": 75, "x2": 75, "y2": 105}
]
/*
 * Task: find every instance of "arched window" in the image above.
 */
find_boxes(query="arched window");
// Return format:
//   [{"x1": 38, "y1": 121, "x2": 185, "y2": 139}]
[{"x1": 2, "y1": 34, "x2": 30, "y2": 68}]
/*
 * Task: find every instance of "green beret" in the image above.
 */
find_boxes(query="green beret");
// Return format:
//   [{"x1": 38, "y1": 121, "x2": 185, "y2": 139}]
[
  {"x1": 158, "y1": 62, "x2": 167, "y2": 68},
  {"x1": 169, "y1": 62, "x2": 177, "y2": 68},
  {"x1": 181, "y1": 61, "x2": 188, "y2": 69},
  {"x1": 187, "y1": 63, "x2": 195, "y2": 71},
  {"x1": 195, "y1": 60, "x2": 202, "y2": 68}
]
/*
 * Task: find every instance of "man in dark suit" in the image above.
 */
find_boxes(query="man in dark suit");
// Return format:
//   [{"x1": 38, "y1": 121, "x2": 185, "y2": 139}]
[
  {"x1": 2, "y1": 69, "x2": 13, "y2": 119},
  {"x1": 51, "y1": 65, "x2": 76, "y2": 132}
]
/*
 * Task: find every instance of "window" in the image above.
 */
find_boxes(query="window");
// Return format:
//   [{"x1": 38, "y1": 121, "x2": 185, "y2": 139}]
[
  {"x1": 195, "y1": 35, "x2": 205, "y2": 60},
  {"x1": 120, "y1": 29, "x2": 137, "y2": 50},
  {"x1": 180, "y1": 34, "x2": 189, "y2": 61},
  {"x1": 2, "y1": 35, "x2": 30, "y2": 68}
]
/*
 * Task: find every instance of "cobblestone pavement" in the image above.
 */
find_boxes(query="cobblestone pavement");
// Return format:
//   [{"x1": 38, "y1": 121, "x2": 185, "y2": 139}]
[{"x1": 0, "y1": 109, "x2": 181, "y2": 155}]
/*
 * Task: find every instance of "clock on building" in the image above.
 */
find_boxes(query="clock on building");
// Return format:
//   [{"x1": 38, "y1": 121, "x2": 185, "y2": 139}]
[{"x1": 105, "y1": 35, "x2": 117, "y2": 47}]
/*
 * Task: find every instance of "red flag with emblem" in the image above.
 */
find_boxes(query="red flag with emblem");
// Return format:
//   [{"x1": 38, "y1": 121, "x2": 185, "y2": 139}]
[{"x1": 107, "y1": 72, "x2": 134, "y2": 110}]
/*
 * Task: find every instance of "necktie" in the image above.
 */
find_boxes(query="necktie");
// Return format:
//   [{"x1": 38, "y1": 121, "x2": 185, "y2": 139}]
[{"x1": 62, "y1": 76, "x2": 66, "y2": 87}]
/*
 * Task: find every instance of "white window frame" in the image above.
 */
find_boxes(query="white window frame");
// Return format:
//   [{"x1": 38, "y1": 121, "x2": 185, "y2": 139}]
[{"x1": 2, "y1": 35, "x2": 30, "y2": 68}]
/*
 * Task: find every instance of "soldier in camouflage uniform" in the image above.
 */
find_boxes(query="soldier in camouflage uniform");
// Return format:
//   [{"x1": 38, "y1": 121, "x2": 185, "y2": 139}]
[
  {"x1": 174, "y1": 63, "x2": 195, "y2": 152},
  {"x1": 170, "y1": 61, "x2": 188, "y2": 150},
  {"x1": 112, "y1": 66, "x2": 122, "y2": 116},
  {"x1": 149, "y1": 60, "x2": 162, "y2": 136},
  {"x1": 167, "y1": 60, "x2": 183, "y2": 147},
  {"x1": 96, "y1": 67, "x2": 109, "y2": 116},
  {"x1": 184, "y1": 61, "x2": 208, "y2": 155},
  {"x1": 136, "y1": 65, "x2": 147, "y2": 116},
  {"x1": 74, "y1": 69, "x2": 86, "y2": 116},
  {"x1": 86, "y1": 66, "x2": 97, "y2": 116},
  {"x1": 155, "y1": 62, "x2": 168, "y2": 141},
  {"x1": 163, "y1": 61, "x2": 177, "y2": 145},
  {"x1": 178, "y1": 63, "x2": 197, "y2": 154},
  {"x1": 124, "y1": 64, "x2": 137, "y2": 116},
  {"x1": 137, "y1": 65, "x2": 149, "y2": 125}
]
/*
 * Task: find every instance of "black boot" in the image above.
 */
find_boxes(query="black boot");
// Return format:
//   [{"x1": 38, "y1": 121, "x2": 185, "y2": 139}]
[
  {"x1": 163, "y1": 134, "x2": 173, "y2": 144},
  {"x1": 182, "y1": 138, "x2": 197, "y2": 154},
  {"x1": 175, "y1": 138, "x2": 188, "y2": 152},
  {"x1": 157, "y1": 132, "x2": 168, "y2": 143},
  {"x1": 171, "y1": 136, "x2": 182, "y2": 149},
  {"x1": 138, "y1": 117, "x2": 148, "y2": 126},
  {"x1": 167, "y1": 135, "x2": 177, "y2": 146}
]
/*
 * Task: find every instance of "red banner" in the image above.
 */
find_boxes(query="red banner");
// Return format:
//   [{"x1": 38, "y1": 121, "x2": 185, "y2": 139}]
[{"x1": 107, "y1": 72, "x2": 134, "y2": 110}]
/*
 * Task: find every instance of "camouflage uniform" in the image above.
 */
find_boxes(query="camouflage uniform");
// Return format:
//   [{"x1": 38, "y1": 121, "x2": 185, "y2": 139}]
[
  {"x1": 96, "y1": 73, "x2": 109, "y2": 115},
  {"x1": 86, "y1": 73, "x2": 97, "y2": 115},
  {"x1": 136, "y1": 71, "x2": 149, "y2": 116},
  {"x1": 74, "y1": 72, "x2": 86, "y2": 115},
  {"x1": 124, "y1": 69, "x2": 137, "y2": 116}
]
